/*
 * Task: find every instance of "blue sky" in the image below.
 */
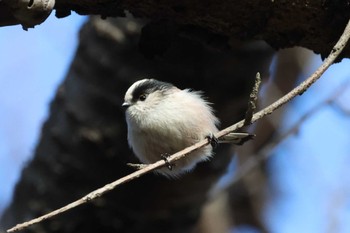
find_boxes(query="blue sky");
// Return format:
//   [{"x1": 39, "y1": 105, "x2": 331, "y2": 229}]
[
  {"x1": 266, "y1": 57, "x2": 350, "y2": 233},
  {"x1": 0, "y1": 13, "x2": 350, "y2": 233},
  {"x1": 0, "y1": 12, "x2": 86, "y2": 213}
]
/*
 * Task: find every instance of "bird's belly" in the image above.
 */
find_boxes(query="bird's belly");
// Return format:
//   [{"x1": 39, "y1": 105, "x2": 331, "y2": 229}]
[
  {"x1": 128, "y1": 123, "x2": 214, "y2": 177},
  {"x1": 130, "y1": 127, "x2": 189, "y2": 161}
]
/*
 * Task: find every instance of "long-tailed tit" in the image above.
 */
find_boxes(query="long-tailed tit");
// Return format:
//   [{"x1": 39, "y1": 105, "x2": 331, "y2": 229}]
[{"x1": 123, "y1": 79, "x2": 246, "y2": 177}]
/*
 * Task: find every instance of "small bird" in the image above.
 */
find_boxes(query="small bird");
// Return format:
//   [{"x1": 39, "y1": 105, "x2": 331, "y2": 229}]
[{"x1": 122, "y1": 79, "x2": 250, "y2": 177}]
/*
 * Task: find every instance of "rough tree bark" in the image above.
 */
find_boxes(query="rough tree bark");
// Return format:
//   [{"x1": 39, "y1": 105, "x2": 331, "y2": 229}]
[
  {"x1": 1, "y1": 16, "x2": 275, "y2": 233},
  {"x1": 1, "y1": 0, "x2": 350, "y2": 58}
]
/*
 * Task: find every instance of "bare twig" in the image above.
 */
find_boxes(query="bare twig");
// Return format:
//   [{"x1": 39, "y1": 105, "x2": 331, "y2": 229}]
[
  {"x1": 244, "y1": 72, "x2": 261, "y2": 126},
  {"x1": 7, "y1": 19, "x2": 350, "y2": 233},
  {"x1": 228, "y1": 78, "x2": 350, "y2": 188}
]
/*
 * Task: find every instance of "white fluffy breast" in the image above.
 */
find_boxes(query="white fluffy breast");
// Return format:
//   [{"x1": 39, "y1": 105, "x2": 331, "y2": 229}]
[{"x1": 125, "y1": 87, "x2": 219, "y2": 177}]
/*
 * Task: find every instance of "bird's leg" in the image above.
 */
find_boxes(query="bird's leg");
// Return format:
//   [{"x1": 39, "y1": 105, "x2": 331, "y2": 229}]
[
  {"x1": 161, "y1": 153, "x2": 174, "y2": 170},
  {"x1": 206, "y1": 132, "x2": 219, "y2": 149}
]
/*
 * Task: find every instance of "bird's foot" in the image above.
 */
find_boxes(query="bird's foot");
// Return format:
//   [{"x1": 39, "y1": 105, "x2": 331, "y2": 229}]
[
  {"x1": 161, "y1": 153, "x2": 174, "y2": 170},
  {"x1": 206, "y1": 132, "x2": 219, "y2": 149}
]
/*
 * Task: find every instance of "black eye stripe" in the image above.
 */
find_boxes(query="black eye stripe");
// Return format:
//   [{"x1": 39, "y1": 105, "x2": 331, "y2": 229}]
[
  {"x1": 131, "y1": 79, "x2": 173, "y2": 102},
  {"x1": 139, "y1": 94, "x2": 147, "y2": 101}
]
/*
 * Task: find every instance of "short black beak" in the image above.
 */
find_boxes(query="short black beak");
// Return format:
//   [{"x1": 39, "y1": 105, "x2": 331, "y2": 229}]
[{"x1": 122, "y1": 102, "x2": 130, "y2": 109}]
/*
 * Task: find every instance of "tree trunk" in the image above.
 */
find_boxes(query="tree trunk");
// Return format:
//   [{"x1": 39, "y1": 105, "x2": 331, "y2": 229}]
[{"x1": 1, "y1": 16, "x2": 275, "y2": 233}]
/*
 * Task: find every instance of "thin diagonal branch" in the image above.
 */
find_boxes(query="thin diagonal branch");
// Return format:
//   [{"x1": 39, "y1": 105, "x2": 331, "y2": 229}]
[
  {"x1": 7, "y1": 19, "x2": 350, "y2": 233},
  {"x1": 244, "y1": 72, "x2": 261, "y2": 126},
  {"x1": 229, "y1": 78, "x2": 350, "y2": 186}
]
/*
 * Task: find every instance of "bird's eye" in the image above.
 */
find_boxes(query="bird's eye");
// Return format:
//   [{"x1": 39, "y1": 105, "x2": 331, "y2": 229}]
[{"x1": 139, "y1": 94, "x2": 147, "y2": 101}]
